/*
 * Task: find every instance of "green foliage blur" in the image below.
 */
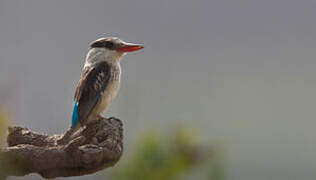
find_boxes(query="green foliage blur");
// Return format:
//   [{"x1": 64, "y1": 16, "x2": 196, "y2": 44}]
[
  {"x1": 0, "y1": 109, "x2": 9, "y2": 145},
  {"x1": 110, "y1": 126, "x2": 225, "y2": 180},
  {"x1": 0, "y1": 109, "x2": 10, "y2": 179}
]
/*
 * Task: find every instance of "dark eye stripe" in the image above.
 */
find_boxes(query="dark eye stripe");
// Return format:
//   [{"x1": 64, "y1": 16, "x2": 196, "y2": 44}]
[
  {"x1": 90, "y1": 41, "x2": 105, "y2": 48},
  {"x1": 104, "y1": 41, "x2": 114, "y2": 49},
  {"x1": 90, "y1": 40, "x2": 115, "y2": 50}
]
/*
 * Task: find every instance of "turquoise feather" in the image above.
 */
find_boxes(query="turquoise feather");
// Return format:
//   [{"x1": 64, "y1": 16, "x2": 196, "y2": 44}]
[{"x1": 71, "y1": 100, "x2": 79, "y2": 128}]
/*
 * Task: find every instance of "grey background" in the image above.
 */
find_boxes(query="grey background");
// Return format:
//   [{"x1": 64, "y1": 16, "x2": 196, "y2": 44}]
[{"x1": 1, "y1": 0, "x2": 316, "y2": 179}]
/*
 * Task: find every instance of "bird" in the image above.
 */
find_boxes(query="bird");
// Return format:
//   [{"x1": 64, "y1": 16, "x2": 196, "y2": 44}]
[{"x1": 60, "y1": 37, "x2": 143, "y2": 143}]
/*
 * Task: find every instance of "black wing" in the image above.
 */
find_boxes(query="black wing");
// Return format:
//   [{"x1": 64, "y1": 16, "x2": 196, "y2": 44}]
[{"x1": 72, "y1": 61, "x2": 111, "y2": 127}]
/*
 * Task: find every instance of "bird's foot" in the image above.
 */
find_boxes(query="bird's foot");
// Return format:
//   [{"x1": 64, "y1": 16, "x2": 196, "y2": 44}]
[
  {"x1": 57, "y1": 136, "x2": 69, "y2": 145},
  {"x1": 85, "y1": 115, "x2": 103, "y2": 126},
  {"x1": 97, "y1": 115, "x2": 103, "y2": 120},
  {"x1": 56, "y1": 128, "x2": 73, "y2": 145},
  {"x1": 87, "y1": 119, "x2": 100, "y2": 125}
]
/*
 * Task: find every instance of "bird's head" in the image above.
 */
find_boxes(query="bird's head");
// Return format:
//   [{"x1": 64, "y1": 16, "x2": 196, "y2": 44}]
[{"x1": 88, "y1": 37, "x2": 144, "y2": 62}]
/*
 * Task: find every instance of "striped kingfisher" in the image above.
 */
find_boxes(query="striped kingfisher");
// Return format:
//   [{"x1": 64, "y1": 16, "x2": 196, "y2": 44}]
[{"x1": 61, "y1": 37, "x2": 143, "y2": 142}]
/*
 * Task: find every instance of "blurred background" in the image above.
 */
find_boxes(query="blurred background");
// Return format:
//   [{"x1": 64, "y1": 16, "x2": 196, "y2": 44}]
[{"x1": 1, "y1": 0, "x2": 316, "y2": 179}]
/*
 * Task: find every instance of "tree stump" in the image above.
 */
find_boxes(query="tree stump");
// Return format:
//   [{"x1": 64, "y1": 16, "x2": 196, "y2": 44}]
[{"x1": 0, "y1": 117, "x2": 123, "y2": 178}]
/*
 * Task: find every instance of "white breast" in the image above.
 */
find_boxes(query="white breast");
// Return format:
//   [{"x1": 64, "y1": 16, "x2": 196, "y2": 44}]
[{"x1": 101, "y1": 68, "x2": 121, "y2": 109}]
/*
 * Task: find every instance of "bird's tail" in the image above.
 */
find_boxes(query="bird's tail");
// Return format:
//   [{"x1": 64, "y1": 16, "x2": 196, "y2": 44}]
[
  {"x1": 69, "y1": 101, "x2": 82, "y2": 136},
  {"x1": 57, "y1": 102, "x2": 81, "y2": 144},
  {"x1": 71, "y1": 101, "x2": 80, "y2": 129}
]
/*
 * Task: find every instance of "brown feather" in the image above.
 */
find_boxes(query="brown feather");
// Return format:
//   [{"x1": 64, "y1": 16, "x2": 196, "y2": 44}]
[{"x1": 74, "y1": 61, "x2": 111, "y2": 125}]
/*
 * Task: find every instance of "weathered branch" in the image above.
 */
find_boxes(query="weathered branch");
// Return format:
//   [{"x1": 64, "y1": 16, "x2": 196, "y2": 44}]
[{"x1": 0, "y1": 117, "x2": 123, "y2": 178}]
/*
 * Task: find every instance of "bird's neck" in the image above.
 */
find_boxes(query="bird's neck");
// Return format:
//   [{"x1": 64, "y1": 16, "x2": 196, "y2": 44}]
[{"x1": 84, "y1": 48, "x2": 122, "y2": 69}]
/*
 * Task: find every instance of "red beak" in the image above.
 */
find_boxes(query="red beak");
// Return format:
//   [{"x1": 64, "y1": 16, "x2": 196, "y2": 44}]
[{"x1": 116, "y1": 43, "x2": 144, "y2": 52}]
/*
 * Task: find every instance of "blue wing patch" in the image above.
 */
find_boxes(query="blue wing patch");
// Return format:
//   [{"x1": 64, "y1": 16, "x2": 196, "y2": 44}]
[{"x1": 71, "y1": 100, "x2": 79, "y2": 128}]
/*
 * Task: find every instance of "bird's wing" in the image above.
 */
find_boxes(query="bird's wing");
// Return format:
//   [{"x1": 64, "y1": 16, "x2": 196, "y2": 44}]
[{"x1": 71, "y1": 61, "x2": 111, "y2": 128}]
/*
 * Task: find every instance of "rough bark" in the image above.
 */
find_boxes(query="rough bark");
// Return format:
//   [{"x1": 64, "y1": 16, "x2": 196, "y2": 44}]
[{"x1": 0, "y1": 117, "x2": 123, "y2": 179}]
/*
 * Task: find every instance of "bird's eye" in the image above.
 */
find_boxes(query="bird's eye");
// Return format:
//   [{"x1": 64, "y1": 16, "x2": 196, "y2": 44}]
[{"x1": 104, "y1": 41, "x2": 114, "y2": 49}]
